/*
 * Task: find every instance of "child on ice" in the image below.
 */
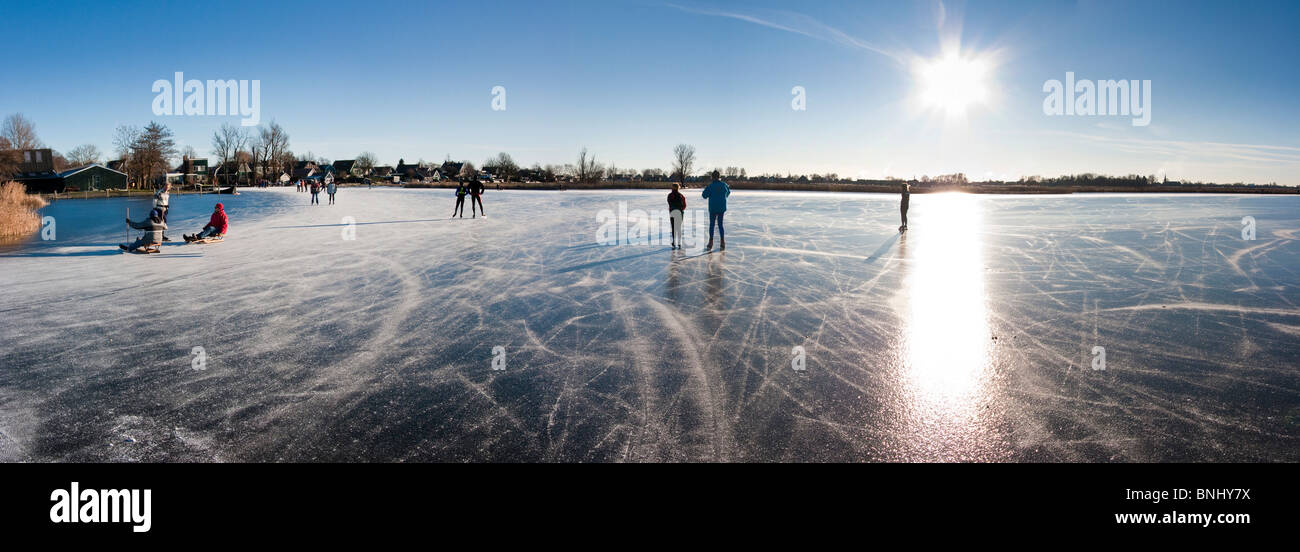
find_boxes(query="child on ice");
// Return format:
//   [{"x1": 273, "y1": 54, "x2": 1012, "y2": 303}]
[
  {"x1": 184, "y1": 203, "x2": 228, "y2": 242},
  {"x1": 667, "y1": 183, "x2": 686, "y2": 249},
  {"x1": 119, "y1": 208, "x2": 167, "y2": 252}
]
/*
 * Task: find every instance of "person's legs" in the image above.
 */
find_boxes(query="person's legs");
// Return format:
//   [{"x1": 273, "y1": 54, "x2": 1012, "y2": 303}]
[
  {"x1": 470, "y1": 195, "x2": 479, "y2": 217},
  {"x1": 717, "y1": 212, "x2": 725, "y2": 249},
  {"x1": 901, "y1": 205, "x2": 908, "y2": 228},
  {"x1": 670, "y1": 209, "x2": 682, "y2": 247},
  {"x1": 474, "y1": 196, "x2": 484, "y2": 215},
  {"x1": 124, "y1": 236, "x2": 158, "y2": 251},
  {"x1": 707, "y1": 211, "x2": 718, "y2": 248}
]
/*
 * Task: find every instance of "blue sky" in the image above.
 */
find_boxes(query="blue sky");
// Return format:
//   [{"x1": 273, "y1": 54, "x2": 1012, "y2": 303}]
[{"x1": 4, "y1": 0, "x2": 1298, "y2": 184}]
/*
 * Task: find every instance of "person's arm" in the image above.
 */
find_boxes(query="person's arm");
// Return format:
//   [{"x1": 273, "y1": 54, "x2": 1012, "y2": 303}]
[
  {"x1": 701, "y1": 185, "x2": 710, "y2": 199},
  {"x1": 724, "y1": 182, "x2": 730, "y2": 197}
]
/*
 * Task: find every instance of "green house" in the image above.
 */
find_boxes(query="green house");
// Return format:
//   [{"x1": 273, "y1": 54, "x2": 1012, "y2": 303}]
[
  {"x1": 18, "y1": 163, "x2": 128, "y2": 193},
  {"x1": 59, "y1": 164, "x2": 128, "y2": 191}
]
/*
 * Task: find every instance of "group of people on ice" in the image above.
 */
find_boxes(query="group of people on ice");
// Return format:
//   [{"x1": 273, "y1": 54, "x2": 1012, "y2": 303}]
[
  {"x1": 119, "y1": 182, "x2": 230, "y2": 252},
  {"x1": 452, "y1": 179, "x2": 486, "y2": 218},
  {"x1": 661, "y1": 170, "x2": 910, "y2": 251},
  {"x1": 297, "y1": 179, "x2": 337, "y2": 205},
  {"x1": 664, "y1": 170, "x2": 732, "y2": 250}
]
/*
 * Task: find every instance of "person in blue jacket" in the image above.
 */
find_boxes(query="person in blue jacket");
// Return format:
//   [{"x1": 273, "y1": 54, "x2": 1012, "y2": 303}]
[{"x1": 701, "y1": 170, "x2": 731, "y2": 250}]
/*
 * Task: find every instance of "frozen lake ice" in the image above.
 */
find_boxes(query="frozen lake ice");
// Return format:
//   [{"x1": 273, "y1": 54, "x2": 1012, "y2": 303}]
[{"x1": 1, "y1": 187, "x2": 1297, "y2": 461}]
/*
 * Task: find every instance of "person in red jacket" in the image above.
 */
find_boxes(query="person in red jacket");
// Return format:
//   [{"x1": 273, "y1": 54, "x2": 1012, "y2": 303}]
[{"x1": 184, "y1": 203, "x2": 229, "y2": 242}]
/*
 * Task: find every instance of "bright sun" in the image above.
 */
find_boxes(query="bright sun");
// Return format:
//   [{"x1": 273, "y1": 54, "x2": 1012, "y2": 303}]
[{"x1": 914, "y1": 52, "x2": 991, "y2": 118}]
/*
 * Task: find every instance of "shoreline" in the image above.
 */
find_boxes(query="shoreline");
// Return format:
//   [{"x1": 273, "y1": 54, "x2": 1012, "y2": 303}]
[
  {"x1": 29, "y1": 181, "x2": 1297, "y2": 203},
  {"x1": 407, "y1": 181, "x2": 1298, "y2": 195}
]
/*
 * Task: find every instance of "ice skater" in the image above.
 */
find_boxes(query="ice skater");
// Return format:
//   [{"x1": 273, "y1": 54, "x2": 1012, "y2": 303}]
[
  {"x1": 470, "y1": 179, "x2": 485, "y2": 217},
  {"x1": 327, "y1": 179, "x2": 337, "y2": 205},
  {"x1": 667, "y1": 183, "x2": 686, "y2": 249},
  {"x1": 701, "y1": 170, "x2": 730, "y2": 250},
  {"x1": 153, "y1": 182, "x2": 172, "y2": 241},
  {"x1": 119, "y1": 208, "x2": 167, "y2": 253},
  {"x1": 899, "y1": 182, "x2": 910, "y2": 232},
  {"x1": 452, "y1": 181, "x2": 467, "y2": 218},
  {"x1": 310, "y1": 180, "x2": 321, "y2": 204},
  {"x1": 184, "y1": 203, "x2": 229, "y2": 242}
]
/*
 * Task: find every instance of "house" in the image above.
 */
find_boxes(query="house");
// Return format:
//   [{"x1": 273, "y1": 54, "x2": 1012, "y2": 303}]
[
  {"x1": 10, "y1": 148, "x2": 64, "y2": 183},
  {"x1": 167, "y1": 157, "x2": 209, "y2": 188},
  {"x1": 306, "y1": 166, "x2": 335, "y2": 185},
  {"x1": 15, "y1": 160, "x2": 127, "y2": 193},
  {"x1": 57, "y1": 164, "x2": 128, "y2": 192},
  {"x1": 299, "y1": 164, "x2": 335, "y2": 183},
  {"x1": 210, "y1": 161, "x2": 251, "y2": 186},
  {"x1": 371, "y1": 166, "x2": 393, "y2": 178},
  {"x1": 333, "y1": 159, "x2": 357, "y2": 178},
  {"x1": 394, "y1": 159, "x2": 419, "y2": 176},
  {"x1": 440, "y1": 160, "x2": 464, "y2": 180}
]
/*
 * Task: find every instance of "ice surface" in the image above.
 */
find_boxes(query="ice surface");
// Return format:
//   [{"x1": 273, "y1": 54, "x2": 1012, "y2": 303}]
[{"x1": 1, "y1": 188, "x2": 1297, "y2": 461}]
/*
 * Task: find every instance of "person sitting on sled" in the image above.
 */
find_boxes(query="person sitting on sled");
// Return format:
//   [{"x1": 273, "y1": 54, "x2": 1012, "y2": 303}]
[
  {"x1": 184, "y1": 203, "x2": 229, "y2": 242},
  {"x1": 120, "y1": 208, "x2": 168, "y2": 252}
]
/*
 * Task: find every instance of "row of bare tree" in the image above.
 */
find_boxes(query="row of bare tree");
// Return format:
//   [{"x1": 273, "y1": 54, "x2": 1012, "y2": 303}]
[{"x1": 3, "y1": 114, "x2": 720, "y2": 190}]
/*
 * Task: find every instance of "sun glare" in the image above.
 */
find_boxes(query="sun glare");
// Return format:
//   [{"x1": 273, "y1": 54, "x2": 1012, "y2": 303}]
[{"x1": 914, "y1": 52, "x2": 992, "y2": 118}]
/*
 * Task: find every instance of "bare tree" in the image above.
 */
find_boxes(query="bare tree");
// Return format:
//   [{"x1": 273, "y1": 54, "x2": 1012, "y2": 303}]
[
  {"x1": 261, "y1": 121, "x2": 290, "y2": 181},
  {"x1": 250, "y1": 130, "x2": 269, "y2": 183},
  {"x1": 1, "y1": 114, "x2": 41, "y2": 150},
  {"x1": 576, "y1": 147, "x2": 605, "y2": 183},
  {"x1": 458, "y1": 161, "x2": 477, "y2": 181},
  {"x1": 494, "y1": 152, "x2": 519, "y2": 183},
  {"x1": 672, "y1": 144, "x2": 696, "y2": 187},
  {"x1": 112, "y1": 125, "x2": 141, "y2": 187},
  {"x1": 355, "y1": 151, "x2": 377, "y2": 177},
  {"x1": 0, "y1": 136, "x2": 17, "y2": 179},
  {"x1": 113, "y1": 125, "x2": 140, "y2": 160},
  {"x1": 211, "y1": 123, "x2": 248, "y2": 187},
  {"x1": 66, "y1": 144, "x2": 101, "y2": 167},
  {"x1": 50, "y1": 151, "x2": 69, "y2": 172}
]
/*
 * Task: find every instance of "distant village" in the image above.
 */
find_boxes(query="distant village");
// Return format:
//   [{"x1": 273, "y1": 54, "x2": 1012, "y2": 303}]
[{"x1": 0, "y1": 113, "x2": 1293, "y2": 195}]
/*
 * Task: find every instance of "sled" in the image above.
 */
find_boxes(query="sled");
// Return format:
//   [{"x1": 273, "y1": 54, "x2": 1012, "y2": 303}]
[
  {"x1": 123, "y1": 244, "x2": 162, "y2": 254},
  {"x1": 190, "y1": 236, "x2": 225, "y2": 244}
]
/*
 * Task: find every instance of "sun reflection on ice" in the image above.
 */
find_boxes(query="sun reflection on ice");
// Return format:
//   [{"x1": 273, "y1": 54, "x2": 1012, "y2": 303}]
[{"x1": 894, "y1": 193, "x2": 1006, "y2": 460}]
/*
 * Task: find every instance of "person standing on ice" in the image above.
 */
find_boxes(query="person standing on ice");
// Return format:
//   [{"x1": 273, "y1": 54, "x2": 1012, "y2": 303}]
[
  {"x1": 469, "y1": 179, "x2": 486, "y2": 217},
  {"x1": 701, "y1": 170, "x2": 730, "y2": 250},
  {"x1": 899, "y1": 182, "x2": 910, "y2": 232},
  {"x1": 327, "y1": 179, "x2": 337, "y2": 205},
  {"x1": 119, "y1": 208, "x2": 167, "y2": 252},
  {"x1": 153, "y1": 181, "x2": 172, "y2": 241},
  {"x1": 667, "y1": 183, "x2": 686, "y2": 249},
  {"x1": 452, "y1": 181, "x2": 467, "y2": 218},
  {"x1": 184, "y1": 203, "x2": 228, "y2": 242},
  {"x1": 310, "y1": 180, "x2": 321, "y2": 205}
]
